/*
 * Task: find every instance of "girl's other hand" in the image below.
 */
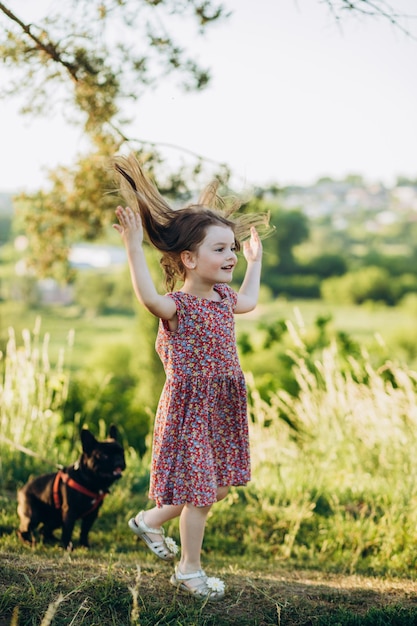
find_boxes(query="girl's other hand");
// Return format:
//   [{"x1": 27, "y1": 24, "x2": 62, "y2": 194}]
[
  {"x1": 113, "y1": 206, "x2": 144, "y2": 247},
  {"x1": 243, "y1": 227, "x2": 262, "y2": 263}
]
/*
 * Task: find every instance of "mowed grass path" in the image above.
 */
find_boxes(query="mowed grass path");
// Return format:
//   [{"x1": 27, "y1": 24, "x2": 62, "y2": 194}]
[{"x1": 2, "y1": 536, "x2": 417, "y2": 625}]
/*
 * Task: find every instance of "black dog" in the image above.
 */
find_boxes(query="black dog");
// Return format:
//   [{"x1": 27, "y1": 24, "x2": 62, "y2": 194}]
[{"x1": 17, "y1": 425, "x2": 126, "y2": 549}]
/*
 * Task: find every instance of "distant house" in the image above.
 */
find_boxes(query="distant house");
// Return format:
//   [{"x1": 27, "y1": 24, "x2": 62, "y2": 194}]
[
  {"x1": 68, "y1": 244, "x2": 126, "y2": 269},
  {"x1": 11, "y1": 240, "x2": 128, "y2": 305},
  {"x1": 38, "y1": 244, "x2": 127, "y2": 304}
]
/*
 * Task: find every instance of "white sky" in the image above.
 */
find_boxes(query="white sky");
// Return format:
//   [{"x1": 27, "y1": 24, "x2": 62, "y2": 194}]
[{"x1": 1, "y1": 0, "x2": 416, "y2": 192}]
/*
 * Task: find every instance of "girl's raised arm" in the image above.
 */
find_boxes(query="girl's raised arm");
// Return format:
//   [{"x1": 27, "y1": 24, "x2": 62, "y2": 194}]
[
  {"x1": 235, "y1": 227, "x2": 263, "y2": 314},
  {"x1": 113, "y1": 206, "x2": 177, "y2": 321}
]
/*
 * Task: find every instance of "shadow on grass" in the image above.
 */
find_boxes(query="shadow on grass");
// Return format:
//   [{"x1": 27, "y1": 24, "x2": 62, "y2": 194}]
[
  {"x1": 1, "y1": 548, "x2": 417, "y2": 625},
  {"x1": 2, "y1": 493, "x2": 417, "y2": 625}
]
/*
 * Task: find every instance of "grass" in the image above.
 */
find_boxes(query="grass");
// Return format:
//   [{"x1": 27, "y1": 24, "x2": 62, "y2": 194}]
[
  {"x1": 2, "y1": 524, "x2": 417, "y2": 626},
  {"x1": 238, "y1": 297, "x2": 416, "y2": 338},
  {"x1": 1, "y1": 298, "x2": 417, "y2": 372},
  {"x1": 3, "y1": 306, "x2": 417, "y2": 623},
  {"x1": 2, "y1": 516, "x2": 417, "y2": 625},
  {"x1": 0, "y1": 301, "x2": 138, "y2": 372}
]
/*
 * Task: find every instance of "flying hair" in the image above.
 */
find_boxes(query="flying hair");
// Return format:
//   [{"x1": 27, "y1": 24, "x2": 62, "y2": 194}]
[{"x1": 113, "y1": 153, "x2": 272, "y2": 290}]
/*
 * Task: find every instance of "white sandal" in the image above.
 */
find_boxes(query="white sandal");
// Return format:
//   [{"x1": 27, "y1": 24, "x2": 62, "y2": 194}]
[
  {"x1": 128, "y1": 511, "x2": 178, "y2": 561},
  {"x1": 170, "y1": 565, "x2": 225, "y2": 600}
]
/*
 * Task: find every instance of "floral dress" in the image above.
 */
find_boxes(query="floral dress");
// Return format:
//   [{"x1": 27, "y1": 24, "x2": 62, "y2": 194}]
[{"x1": 149, "y1": 283, "x2": 251, "y2": 507}]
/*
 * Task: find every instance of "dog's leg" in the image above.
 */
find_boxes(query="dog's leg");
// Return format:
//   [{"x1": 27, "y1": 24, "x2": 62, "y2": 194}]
[
  {"x1": 40, "y1": 522, "x2": 60, "y2": 544},
  {"x1": 79, "y1": 509, "x2": 100, "y2": 548},
  {"x1": 61, "y1": 510, "x2": 78, "y2": 550},
  {"x1": 17, "y1": 489, "x2": 39, "y2": 545}
]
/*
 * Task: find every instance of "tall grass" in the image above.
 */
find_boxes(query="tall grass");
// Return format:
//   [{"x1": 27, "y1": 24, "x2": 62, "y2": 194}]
[
  {"x1": 217, "y1": 321, "x2": 417, "y2": 575},
  {"x1": 2, "y1": 315, "x2": 417, "y2": 578},
  {"x1": 0, "y1": 317, "x2": 74, "y2": 487},
  {"x1": 3, "y1": 317, "x2": 417, "y2": 624}
]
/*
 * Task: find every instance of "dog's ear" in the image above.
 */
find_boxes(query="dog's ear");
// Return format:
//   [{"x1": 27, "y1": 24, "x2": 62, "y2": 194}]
[
  {"x1": 108, "y1": 424, "x2": 119, "y2": 441},
  {"x1": 80, "y1": 428, "x2": 97, "y2": 453}
]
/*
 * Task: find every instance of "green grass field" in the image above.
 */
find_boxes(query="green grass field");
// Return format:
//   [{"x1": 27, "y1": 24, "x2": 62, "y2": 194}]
[
  {"x1": 0, "y1": 302, "x2": 138, "y2": 371},
  {"x1": 240, "y1": 297, "x2": 417, "y2": 341},
  {"x1": 2, "y1": 299, "x2": 417, "y2": 624},
  {"x1": 2, "y1": 298, "x2": 416, "y2": 371}
]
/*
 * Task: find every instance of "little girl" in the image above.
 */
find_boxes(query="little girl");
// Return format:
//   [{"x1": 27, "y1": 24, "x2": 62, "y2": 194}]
[{"x1": 113, "y1": 154, "x2": 269, "y2": 600}]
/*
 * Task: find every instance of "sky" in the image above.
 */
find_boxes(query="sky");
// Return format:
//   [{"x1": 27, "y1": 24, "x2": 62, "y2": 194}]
[{"x1": 1, "y1": 0, "x2": 417, "y2": 192}]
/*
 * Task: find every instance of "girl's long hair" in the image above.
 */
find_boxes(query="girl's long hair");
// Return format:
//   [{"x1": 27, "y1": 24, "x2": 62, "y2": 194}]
[{"x1": 113, "y1": 153, "x2": 272, "y2": 291}]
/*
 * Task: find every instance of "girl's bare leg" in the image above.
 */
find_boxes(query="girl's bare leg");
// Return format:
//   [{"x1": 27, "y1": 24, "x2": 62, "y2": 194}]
[
  {"x1": 177, "y1": 488, "x2": 229, "y2": 574},
  {"x1": 137, "y1": 487, "x2": 228, "y2": 555},
  {"x1": 216, "y1": 486, "x2": 229, "y2": 501},
  {"x1": 137, "y1": 504, "x2": 184, "y2": 542},
  {"x1": 143, "y1": 504, "x2": 184, "y2": 527},
  {"x1": 179, "y1": 503, "x2": 212, "y2": 573}
]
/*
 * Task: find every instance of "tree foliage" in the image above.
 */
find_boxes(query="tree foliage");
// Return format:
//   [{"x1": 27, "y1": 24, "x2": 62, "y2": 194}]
[
  {"x1": 0, "y1": 0, "x2": 225, "y2": 139},
  {"x1": 1, "y1": 0, "x2": 230, "y2": 277},
  {"x1": 1, "y1": 0, "x2": 415, "y2": 277}
]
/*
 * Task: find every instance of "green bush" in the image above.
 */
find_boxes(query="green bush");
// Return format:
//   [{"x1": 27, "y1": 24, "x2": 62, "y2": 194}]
[
  {"x1": 63, "y1": 313, "x2": 163, "y2": 455},
  {"x1": 321, "y1": 266, "x2": 396, "y2": 305},
  {"x1": 267, "y1": 274, "x2": 321, "y2": 298},
  {"x1": 302, "y1": 252, "x2": 347, "y2": 278}
]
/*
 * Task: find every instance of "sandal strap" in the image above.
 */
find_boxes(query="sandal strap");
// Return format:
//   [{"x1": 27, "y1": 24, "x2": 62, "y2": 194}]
[
  {"x1": 136, "y1": 511, "x2": 165, "y2": 536},
  {"x1": 175, "y1": 568, "x2": 206, "y2": 581},
  {"x1": 170, "y1": 567, "x2": 225, "y2": 599},
  {"x1": 149, "y1": 539, "x2": 169, "y2": 552}
]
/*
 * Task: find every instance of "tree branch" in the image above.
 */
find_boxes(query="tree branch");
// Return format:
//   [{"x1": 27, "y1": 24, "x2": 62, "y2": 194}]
[
  {"x1": 0, "y1": 2, "x2": 80, "y2": 80},
  {"x1": 321, "y1": 0, "x2": 417, "y2": 39},
  {"x1": 108, "y1": 120, "x2": 228, "y2": 170}
]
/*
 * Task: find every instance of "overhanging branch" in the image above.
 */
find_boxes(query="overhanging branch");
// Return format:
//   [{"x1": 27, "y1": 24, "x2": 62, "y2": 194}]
[
  {"x1": 321, "y1": 0, "x2": 417, "y2": 39},
  {"x1": 0, "y1": 2, "x2": 79, "y2": 80}
]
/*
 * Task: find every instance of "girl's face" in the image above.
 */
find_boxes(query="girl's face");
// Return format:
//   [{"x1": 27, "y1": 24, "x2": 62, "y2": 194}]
[{"x1": 186, "y1": 224, "x2": 238, "y2": 284}]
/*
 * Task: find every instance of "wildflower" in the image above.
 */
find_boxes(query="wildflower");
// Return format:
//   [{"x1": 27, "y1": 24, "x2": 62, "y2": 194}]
[
  {"x1": 206, "y1": 577, "x2": 225, "y2": 593},
  {"x1": 165, "y1": 536, "x2": 179, "y2": 555}
]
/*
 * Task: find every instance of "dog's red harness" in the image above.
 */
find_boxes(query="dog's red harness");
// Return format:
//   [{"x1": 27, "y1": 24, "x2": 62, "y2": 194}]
[{"x1": 53, "y1": 470, "x2": 107, "y2": 517}]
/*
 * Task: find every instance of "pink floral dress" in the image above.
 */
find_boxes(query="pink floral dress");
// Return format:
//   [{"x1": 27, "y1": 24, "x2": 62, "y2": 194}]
[{"x1": 149, "y1": 283, "x2": 251, "y2": 507}]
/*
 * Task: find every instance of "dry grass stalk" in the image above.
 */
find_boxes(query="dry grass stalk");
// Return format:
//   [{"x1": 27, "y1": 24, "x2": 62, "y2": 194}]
[{"x1": 129, "y1": 565, "x2": 142, "y2": 625}]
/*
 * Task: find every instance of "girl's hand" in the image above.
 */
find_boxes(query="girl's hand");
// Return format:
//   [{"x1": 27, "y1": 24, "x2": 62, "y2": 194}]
[
  {"x1": 113, "y1": 206, "x2": 143, "y2": 247},
  {"x1": 243, "y1": 227, "x2": 262, "y2": 263}
]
